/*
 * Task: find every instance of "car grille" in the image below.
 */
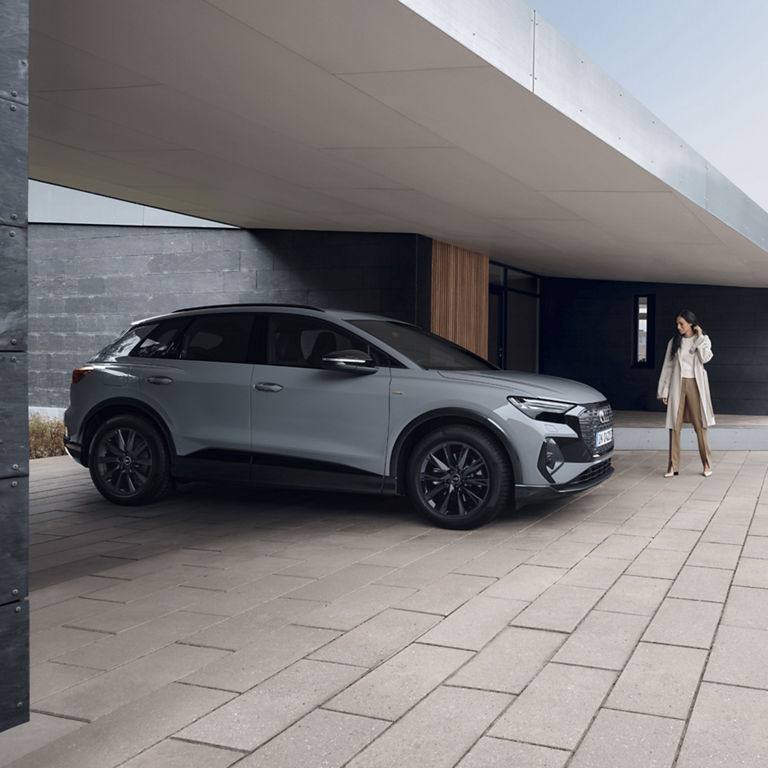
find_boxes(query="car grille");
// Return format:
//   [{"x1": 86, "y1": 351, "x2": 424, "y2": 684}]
[
  {"x1": 578, "y1": 402, "x2": 614, "y2": 457},
  {"x1": 569, "y1": 459, "x2": 613, "y2": 487}
]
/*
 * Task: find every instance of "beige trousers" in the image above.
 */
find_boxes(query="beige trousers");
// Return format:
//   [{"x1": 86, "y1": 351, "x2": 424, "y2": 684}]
[{"x1": 668, "y1": 377, "x2": 711, "y2": 471}]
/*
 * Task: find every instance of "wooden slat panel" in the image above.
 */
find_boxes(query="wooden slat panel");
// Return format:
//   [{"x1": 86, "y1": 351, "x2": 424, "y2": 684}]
[{"x1": 430, "y1": 241, "x2": 489, "y2": 357}]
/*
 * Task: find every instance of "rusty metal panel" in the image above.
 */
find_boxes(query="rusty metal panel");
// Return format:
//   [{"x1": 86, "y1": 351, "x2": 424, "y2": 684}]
[
  {"x1": 0, "y1": 226, "x2": 27, "y2": 351},
  {"x1": 0, "y1": 600, "x2": 29, "y2": 733}
]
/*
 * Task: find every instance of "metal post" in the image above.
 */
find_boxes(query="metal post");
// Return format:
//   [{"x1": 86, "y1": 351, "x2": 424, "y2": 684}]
[{"x1": 0, "y1": 0, "x2": 30, "y2": 733}]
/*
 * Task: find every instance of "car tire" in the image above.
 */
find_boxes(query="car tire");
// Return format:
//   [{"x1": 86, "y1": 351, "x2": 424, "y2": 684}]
[
  {"x1": 88, "y1": 414, "x2": 171, "y2": 505},
  {"x1": 406, "y1": 425, "x2": 512, "y2": 529}
]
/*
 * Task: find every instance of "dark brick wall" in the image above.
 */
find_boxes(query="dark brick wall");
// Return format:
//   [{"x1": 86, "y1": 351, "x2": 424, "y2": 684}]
[
  {"x1": 540, "y1": 277, "x2": 768, "y2": 415},
  {"x1": 28, "y1": 225, "x2": 428, "y2": 408}
]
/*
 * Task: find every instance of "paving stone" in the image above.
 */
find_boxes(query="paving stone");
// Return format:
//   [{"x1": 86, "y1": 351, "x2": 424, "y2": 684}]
[
  {"x1": 178, "y1": 659, "x2": 365, "y2": 750},
  {"x1": 742, "y1": 535, "x2": 768, "y2": 559},
  {"x1": 183, "y1": 597, "x2": 319, "y2": 650},
  {"x1": 235, "y1": 708, "x2": 387, "y2": 768},
  {"x1": 178, "y1": 556, "x2": 301, "y2": 589},
  {"x1": 562, "y1": 522, "x2": 618, "y2": 544},
  {"x1": 397, "y1": 573, "x2": 494, "y2": 615},
  {"x1": 82, "y1": 565, "x2": 218, "y2": 603},
  {"x1": 30, "y1": 661, "x2": 102, "y2": 703},
  {"x1": 361, "y1": 532, "x2": 455, "y2": 567},
  {"x1": 553, "y1": 610, "x2": 649, "y2": 670},
  {"x1": 701, "y1": 523, "x2": 749, "y2": 546},
  {"x1": 327, "y1": 643, "x2": 472, "y2": 720},
  {"x1": 668, "y1": 565, "x2": 733, "y2": 602},
  {"x1": 298, "y1": 583, "x2": 415, "y2": 631},
  {"x1": 596, "y1": 575, "x2": 671, "y2": 616},
  {"x1": 375, "y1": 539, "x2": 495, "y2": 589},
  {"x1": 310, "y1": 608, "x2": 439, "y2": 668},
  {"x1": 482, "y1": 565, "x2": 565, "y2": 601},
  {"x1": 647, "y1": 528, "x2": 701, "y2": 552},
  {"x1": 511, "y1": 584, "x2": 603, "y2": 633},
  {"x1": 7, "y1": 683, "x2": 234, "y2": 768},
  {"x1": 642, "y1": 597, "x2": 722, "y2": 649},
  {"x1": 449, "y1": 627, "x2": 565, "y2": 693},
  {"x1": 34, "y1": 642, "x2": 230, "y2": 721},
  {"x1": 30, "y1": 575, "x2": 123, "y2": 610},
  {"x1": 455, "y1": 737, "x2": 570, "y2": 768},
  {"x1": 418, "y1": 596, "x2": 528, "y2": 650},
  {"x1": 30, "y1": 597, "x2": 112, "y2": 634},
  {"x1": 55, "y1": 610, "x2": 225, "y2": 669},
  {"x1": 559, "y1": 555, "x2": 628, "y2": 589},
  {"x1": 687, "y1": 542, "x2": 741, "y2": 570},
  {"x1": 676, "y1": 682, "x2": 768, "y2": 768},
  {"x1": 119, "y1": 739, "x2": 243, "y2": 768},
  {"x1": 0, "y1": 713, "x2": 84, "y2": 767},
  {"x1": 348, "y1": 686, "x2": 511, "y2": 768},
  {"x1": 526, "y1": 539, "x2": 597, "y2": 568},
  {"x1": 569, "y1": 709, "x2": 683, "y2": 768},
  {"x1": 66, "y1": 585, "x2": 205, "y2": 633},
  {"x1": 591, "y1": 534, "x2": 651, "y2": 560},
  {"x1": 490, "y1": 663, "x2": 615, "y2": 749},
  {"x1": 452, "y1": 545, "x2": 531, "y2": 577},
  {"x1": 283, "y1": 563, "x2": 394, "y2": 603},
  {"x1": 722, "y1": 585, "x2": 768, "y2": 630},
  {"x1": 705, "y1": 625, "x2": 768, "y2": 688},
  {"x1": 183, "y1": 624, "x2": 339, "y2": 692},
  {"x1": 29, "y1": 625, "x2": 111, "y2": 665},
  {"x1": 625, "y1": 548, "x2": 688, "y2": 579},
  {"x1": 606, "y1": 643, "x2": 707, "y2": 719},
  {"x1": 733, "y1": 557, "x2": 768, "y2": 588},
  {"x1": 181, "y1": 574, "x2": 314, "y2": 616},
  {"x1": 276, "y1": 546, "x2": 374, "y2": 578}
]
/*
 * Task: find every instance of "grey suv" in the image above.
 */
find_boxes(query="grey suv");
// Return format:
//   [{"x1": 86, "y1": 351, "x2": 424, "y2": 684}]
[{"x1": 64, "y1": 304, "x2": 614, "y2": 528}]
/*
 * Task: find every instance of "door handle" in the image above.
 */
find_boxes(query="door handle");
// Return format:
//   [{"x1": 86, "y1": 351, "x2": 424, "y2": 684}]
[
  {"x1": 147, "y1": 376, "x2": 173, "y2": 385},
  {"x1": 254, "y1": 382, "x2": 283, "y2": 392}
]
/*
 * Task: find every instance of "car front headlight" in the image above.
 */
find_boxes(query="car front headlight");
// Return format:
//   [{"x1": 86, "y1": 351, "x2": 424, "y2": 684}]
[{"x1": 508, "y1": 396, "x2": 575, "y2": 422}]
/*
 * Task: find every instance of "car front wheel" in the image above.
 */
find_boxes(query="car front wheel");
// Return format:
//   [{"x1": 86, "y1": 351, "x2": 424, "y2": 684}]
[
  {"x1": 406, "y1": 425, "x2": 512, "y2": 528},
  {"x1": 88, "y1": 414, "x2": 170, "y2": 505}
]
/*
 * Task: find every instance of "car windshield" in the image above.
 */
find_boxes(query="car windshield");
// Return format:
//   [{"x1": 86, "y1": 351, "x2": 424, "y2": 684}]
[{"x1": 349, "y1": 320, "x2": 497, "y2": 371}]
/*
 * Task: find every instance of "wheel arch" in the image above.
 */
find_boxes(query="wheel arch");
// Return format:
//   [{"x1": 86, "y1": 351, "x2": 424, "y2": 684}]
[
  {"x1": 389, "y1": 408, "x2": 520, "y2": 494},
  {"x1": 80, "y1": 398, "x2": 177, "y2": 467}
]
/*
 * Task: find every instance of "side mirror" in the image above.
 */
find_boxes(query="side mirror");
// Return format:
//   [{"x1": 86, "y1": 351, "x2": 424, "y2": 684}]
[{"x1": 321, "y1": 349, "x2": 378, "y2": 375}]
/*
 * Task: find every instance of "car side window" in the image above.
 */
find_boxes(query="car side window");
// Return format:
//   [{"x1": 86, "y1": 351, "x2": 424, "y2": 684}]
[
  {"x1": 268, "y1": 314, "x2": 388, "y2": 368},
  {"x1": 179, "y1": 313, "x2": 254, "y2": 363},
  {"x1": 130, "y1": 317, "x2": 189, "y2": 358}
]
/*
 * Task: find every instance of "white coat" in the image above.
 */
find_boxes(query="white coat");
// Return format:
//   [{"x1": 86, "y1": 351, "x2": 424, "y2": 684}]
[{"x1": 657, "y1": 334, "x2": 715, "y2": 429}]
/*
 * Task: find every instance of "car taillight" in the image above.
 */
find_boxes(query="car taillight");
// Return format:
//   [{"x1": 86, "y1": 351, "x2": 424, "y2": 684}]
[{"x1": 72, "y1": 366, "x2": 94, "y2": 384}]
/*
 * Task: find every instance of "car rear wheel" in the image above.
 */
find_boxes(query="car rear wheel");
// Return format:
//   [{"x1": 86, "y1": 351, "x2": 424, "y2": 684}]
[
  {"x1": 406, "y1": 425, "x2": 512, "y2": 528},
  {"x1": 88, "y1": 414, "x2": 170, "y2": 505}
]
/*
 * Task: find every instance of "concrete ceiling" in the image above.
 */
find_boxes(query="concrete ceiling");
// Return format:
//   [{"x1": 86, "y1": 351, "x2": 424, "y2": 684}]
[{"x1": 29, "y1": 0, "x2": 768, "y2": 285}]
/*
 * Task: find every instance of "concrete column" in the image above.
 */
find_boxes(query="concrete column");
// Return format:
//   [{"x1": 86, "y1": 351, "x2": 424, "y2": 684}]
[{"x1": 0, "y1": 0, "x2": 29, "y2": 733}]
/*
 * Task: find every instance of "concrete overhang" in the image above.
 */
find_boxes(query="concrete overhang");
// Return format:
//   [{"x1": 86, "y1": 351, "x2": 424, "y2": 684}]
[{"x1": 29, "y1": 0, "x2": 768, "y2": 286}]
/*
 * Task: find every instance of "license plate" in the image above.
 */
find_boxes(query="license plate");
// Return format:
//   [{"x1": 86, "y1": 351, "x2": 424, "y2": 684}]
[{"x1": 596, "y1": 428, "x2": 613, "y2": 447}]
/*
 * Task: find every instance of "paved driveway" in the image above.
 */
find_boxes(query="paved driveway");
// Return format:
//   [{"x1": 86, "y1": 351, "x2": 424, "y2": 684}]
[{"x1": 2, "y1": 450, "x2": 767, "y2": 767}]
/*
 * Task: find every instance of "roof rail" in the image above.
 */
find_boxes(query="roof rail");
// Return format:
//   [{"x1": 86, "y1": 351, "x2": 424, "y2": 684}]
[{"x1": 172, "y1": 303, "x2": 325, "y2": 313}]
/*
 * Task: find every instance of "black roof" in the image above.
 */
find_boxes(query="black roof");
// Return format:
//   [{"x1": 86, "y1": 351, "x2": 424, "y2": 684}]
[{"x1": 172, "y1": 303, "x2": 325, "y2": 313}]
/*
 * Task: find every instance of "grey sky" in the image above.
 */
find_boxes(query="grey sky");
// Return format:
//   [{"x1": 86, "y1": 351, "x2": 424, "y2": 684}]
[{"x1": 530, "y1": 0, "x2": 768, "y2": 212}]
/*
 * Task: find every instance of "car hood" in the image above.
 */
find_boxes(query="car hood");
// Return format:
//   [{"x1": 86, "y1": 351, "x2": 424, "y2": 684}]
[{"x1": 436, "y1": 370, "x2": 606, "y2": 404}]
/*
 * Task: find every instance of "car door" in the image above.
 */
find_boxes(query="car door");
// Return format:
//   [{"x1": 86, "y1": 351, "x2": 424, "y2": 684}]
[
  {"x1": 249, "y1": 312, "x2": 392, "y2": 478},
  {"x1": 136, "y1": 313, "x2": 256, "y2": 470}
]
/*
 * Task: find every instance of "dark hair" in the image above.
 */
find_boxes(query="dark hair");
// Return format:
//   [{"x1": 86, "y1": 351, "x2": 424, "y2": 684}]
[{"x1": 669, "y1": 310, "x2": 698, "y2": 360}]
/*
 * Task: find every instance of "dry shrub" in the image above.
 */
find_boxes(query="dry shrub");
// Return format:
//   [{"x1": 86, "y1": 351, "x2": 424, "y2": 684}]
[{"x1": 29, "y1": 413, "x2": 67, "y2": 459}]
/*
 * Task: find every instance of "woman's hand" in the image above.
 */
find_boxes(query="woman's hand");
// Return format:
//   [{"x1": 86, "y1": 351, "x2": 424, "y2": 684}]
[{"x1": 662, "y1": 397, "x2": 668, "y2": 405}]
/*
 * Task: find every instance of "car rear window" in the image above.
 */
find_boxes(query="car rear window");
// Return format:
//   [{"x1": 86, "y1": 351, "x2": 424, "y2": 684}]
[
  {"x1": 179, "y1": 313, "x2": 254, "y2": 363},
  {"x1": 92, "y1": 325, "x2": 156, "y2": 362},
  {"x1": 131, "y1": 317, "x2": 190, "y2": 358}
]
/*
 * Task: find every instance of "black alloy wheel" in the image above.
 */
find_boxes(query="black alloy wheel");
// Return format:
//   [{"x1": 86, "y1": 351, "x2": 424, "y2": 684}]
[
  {"x1": 88, "y1": 414, "x2": 170, "y2": 505},
  {"x1": 407, "y1": 425, "x2": 512, "y2": 528}
]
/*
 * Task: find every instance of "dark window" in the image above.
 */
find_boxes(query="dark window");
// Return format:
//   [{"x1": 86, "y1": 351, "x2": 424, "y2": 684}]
[
  {"x1": 633, "y1": 295, "x2": 655, "y2": 368},
  {"x1": 179, "y1": 314, "x2": 254, "y2": 363},
  {"x1": 350, "y1": 320, "x2": 496, "y2": 371},
  {"x1": 131, "y1": 317, "x2": 189, "y2": 359},
  {"x1": 268, "y1": 314, "x2": 388, "y2": 368},
  {"x1": 93, "y1": 324, "x2": 156, "y2": 362}
]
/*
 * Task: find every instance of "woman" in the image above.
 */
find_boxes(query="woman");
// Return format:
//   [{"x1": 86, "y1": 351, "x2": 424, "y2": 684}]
[{"x1": 657, "y1": 310, "x2": 715, "y2": 477}]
